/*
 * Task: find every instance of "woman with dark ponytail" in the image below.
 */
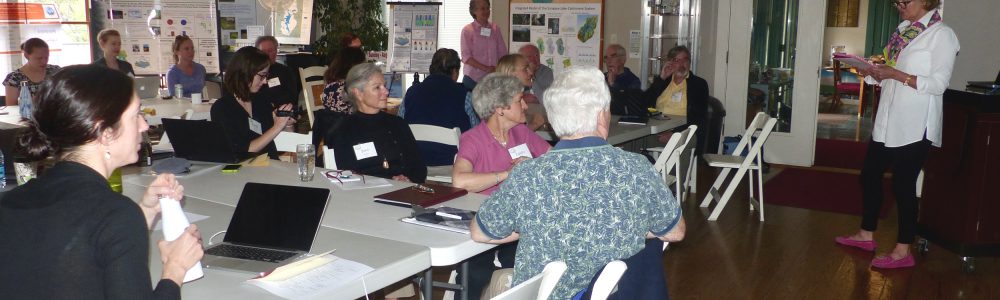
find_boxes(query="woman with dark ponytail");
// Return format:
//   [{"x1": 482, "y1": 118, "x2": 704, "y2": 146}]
[{"x1": 0, "y1": 65, "x2": 203, "y2": 299}]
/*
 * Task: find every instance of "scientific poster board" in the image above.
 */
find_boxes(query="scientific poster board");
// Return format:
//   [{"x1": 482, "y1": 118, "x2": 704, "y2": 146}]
[
  {"x1": 269, "y1": 0, "x2": 313, "y2": 45},
  {"x1": 388, "y1": 2, "x2": 440, "y2": 74},
  {"x1": 218, "y1": 0, "x2": 258, "y2": 46},
  {"x1": 106, "y1": 0, "x2": 220, "y2": 75},
  {"x1": 0, "y1": 3, "x2": 64, "y2": 71},
  {"x1": 509, "y1": 0, "x2": 603, "y2": 73}
]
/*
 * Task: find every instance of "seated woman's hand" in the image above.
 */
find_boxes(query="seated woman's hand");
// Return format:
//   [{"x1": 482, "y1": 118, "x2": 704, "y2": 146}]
[
  {"x1": 141, "y1": 173, "x2": 184, "y2": 213},
  {"x1": 158, "y1": 225, "x2": 204, "y2": 285},
  {"x1": 271, "y1": 103, "x2": 294, "y2": 128}
]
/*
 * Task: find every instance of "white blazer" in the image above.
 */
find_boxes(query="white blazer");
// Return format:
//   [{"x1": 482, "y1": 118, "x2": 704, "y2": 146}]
[{"x1": 866, "y1": 9, "x2": 960, "y2": 148}]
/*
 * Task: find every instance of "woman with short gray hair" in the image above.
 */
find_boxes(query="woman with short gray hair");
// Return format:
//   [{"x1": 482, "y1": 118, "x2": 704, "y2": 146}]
[
  {"x1": 321, "y1": 63, "x2": 426, "y2": 182},
  {"x1": 451, "y1": 73, "x2": 551, "y2": 299},
  {"x1": 471, "y1": 67, "x2": 684, "y2": 298}
]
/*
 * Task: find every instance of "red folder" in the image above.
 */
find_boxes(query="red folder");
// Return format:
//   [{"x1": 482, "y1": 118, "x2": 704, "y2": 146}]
[{"x1": 373, "y1": 183, "x2": 469, "y2": 208}]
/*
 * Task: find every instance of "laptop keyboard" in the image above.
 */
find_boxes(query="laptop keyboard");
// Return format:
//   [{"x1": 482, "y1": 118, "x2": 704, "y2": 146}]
[{"x1": 206, "y1": 244, "x2": 299, "y2": 263}]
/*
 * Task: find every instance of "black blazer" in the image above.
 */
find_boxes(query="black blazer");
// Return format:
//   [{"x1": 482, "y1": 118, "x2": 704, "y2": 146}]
[{"x1": 643, "y1": 72, "x2": 711, "y2": 154}]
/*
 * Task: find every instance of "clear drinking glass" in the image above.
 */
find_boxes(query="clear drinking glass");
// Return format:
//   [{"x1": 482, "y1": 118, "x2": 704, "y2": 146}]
[{"x1": 296, "y1": 144, "x2": 316, "y2": 181}]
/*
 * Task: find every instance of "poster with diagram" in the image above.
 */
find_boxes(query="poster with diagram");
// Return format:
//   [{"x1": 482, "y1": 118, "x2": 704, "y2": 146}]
[
  {"x1": 218, "y1": 0, "x2": 258, "y2": 47},
  {"x1": 270, "y1": 0, "x2": 313, "y2": 45},
  {"x1": 389, "y1": 3, "x2": 440, "y2": 74},
  {"x1": 509, "y1": 0, "x2": 602, "y2": 73},
  {"x1": 106, "y1": 0, "x2": 220, "y2": 75}
]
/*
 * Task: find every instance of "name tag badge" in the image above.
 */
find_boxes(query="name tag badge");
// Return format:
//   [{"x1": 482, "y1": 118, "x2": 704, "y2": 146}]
[
  {"x1": 508, "y1": 143, "x2": 532, "y2": 159},
  {"x1": 267, "y1": 77, "x2": 281, "y2": 87},
  {"x1": 353, "y1": 142, "x2": 378, "y2": 160},
  {"x1": 671, "y1": 92, "x2": 683, "y2": 103},
  {"x1": 248, "y1": 118, "x2": 262, "y2": 135},
  {"x1": 480, "y1": 27, "x2": 492, "y2": 37}
]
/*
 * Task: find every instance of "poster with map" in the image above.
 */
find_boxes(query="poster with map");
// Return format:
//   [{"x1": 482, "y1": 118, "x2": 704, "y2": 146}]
[
  {"x1": 270, "y1": 0, "x2": 313, "y2": 45},
  {"x1": 509, "y1": 0, "x2": 603, "y2": 74},
  {"x1": 106, "y1": 0, "x2": 220, "y2": 75},
  {"x1": 389, "y1": 3, "x2": 440, "y2": 73}
]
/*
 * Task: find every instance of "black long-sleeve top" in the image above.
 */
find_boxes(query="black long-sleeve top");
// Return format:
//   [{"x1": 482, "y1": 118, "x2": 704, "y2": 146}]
[
  {"x1": 211, "y1": 95, "x2": 279, "y2": 159},
  {"x1": 0, "y1": 161, "x2": 180, "y2": 300},
  {"x1": 324, "y1": 111, "x2": 427, "y2": 183}
]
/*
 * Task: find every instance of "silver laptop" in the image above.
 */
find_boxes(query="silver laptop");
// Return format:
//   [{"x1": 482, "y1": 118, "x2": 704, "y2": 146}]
[
  {"x1": 134, "y1": 76, "x2": 161, "y2": 99},
  {"x1": 202, "y1": 182, "x2": 331, "y2": 274}
]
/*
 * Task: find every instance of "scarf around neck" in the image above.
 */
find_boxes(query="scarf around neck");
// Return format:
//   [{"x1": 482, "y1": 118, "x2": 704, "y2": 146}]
[{"x1": 883, "y1": 10, "x2": 941, "y2": 67}]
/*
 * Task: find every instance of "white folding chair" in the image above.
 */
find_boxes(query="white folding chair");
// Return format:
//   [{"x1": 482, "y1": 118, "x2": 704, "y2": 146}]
[
  {"x1": 652, "y1": 125, "x2": 697, "y2": 203},
  {"x1": 202, "y1": 80, "x2": 222, "y2": 100},
  {"x1": 490, "y1": 261, "x2": 567, "y2": 300},
  {"x1": 298, "y1": 66, "x2": 327, "y2": 127},
  {"x1": 273, "y1": 131, "x2": 311, "y2": 152},
  {"x1": 589, "y1": 260, "x2": 628, "y2": 300},
  {"x1": 699, "y1": 112, "x2": 777, "y2": 221},
  {"x1": 647, "y1": 129, "x2": 698, "y2": 203},
  {"x1": 322, "y1": 147, "x2": 337, "y2": 170},
  {"x1": 409, "y1": 124, "x2": 461, "y2": 183}
]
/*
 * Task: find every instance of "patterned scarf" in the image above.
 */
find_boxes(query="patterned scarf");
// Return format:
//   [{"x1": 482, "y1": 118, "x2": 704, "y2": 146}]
[{"x1": 883, "y1": 10, "x2": 942, "y2": 67}]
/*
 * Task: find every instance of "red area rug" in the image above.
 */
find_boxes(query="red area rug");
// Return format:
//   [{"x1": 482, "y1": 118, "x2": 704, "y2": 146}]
[
  {"x1": 763, "y1": 168, "x2": 894, "y2": 217},
  {"x1": 815, "y1": 139, "x2": 868, "y2": 170}
]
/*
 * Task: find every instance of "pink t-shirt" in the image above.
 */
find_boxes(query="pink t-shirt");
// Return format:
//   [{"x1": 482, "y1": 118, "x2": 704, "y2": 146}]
[{"x1": 457, "y1": 123, "x2": 551, "y2": 195}]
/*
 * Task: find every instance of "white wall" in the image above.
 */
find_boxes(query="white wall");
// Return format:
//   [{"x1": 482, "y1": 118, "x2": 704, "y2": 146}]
[
  {"x1": 944, "y1": 1, "x2": 1000, "y2": 89},
  {"x1": 821, "y1": 0, "x2": 868, "y2": 65}
]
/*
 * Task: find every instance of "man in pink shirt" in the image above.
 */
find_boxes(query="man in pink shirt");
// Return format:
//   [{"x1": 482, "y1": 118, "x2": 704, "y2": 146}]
[{"x1": 461, "y1": 0, "x2": 507, "y2": 91}]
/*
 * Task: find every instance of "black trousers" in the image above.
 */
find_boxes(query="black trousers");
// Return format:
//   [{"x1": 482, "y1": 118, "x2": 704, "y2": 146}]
[{"x1": 860, "y1": 138, "x2": 931, "y2": 244}]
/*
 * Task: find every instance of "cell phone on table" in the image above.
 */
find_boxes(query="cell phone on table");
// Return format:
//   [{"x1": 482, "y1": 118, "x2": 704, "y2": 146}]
[{"x1": 221, "y1": 164, "x2": 242, "y2": 173}]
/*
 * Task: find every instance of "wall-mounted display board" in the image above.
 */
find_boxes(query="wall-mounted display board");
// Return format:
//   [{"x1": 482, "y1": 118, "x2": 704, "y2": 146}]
[
  {"x1": 508, "y1": 0, "x2": 603, "y2": 73},
  {"x1": 388, "y1": 2, "x2": 440, "y2": 74},
  {"x1": 103, "y1": 0, "x2": 220, "y2": 75}
]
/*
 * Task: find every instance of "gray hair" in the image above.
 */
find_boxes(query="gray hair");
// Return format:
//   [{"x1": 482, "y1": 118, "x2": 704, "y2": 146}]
[
  {"x1": 606, "y1": 44, "x2": 627, "y2": 61},
  {"x1": 472, "y1": 73, "x2": 524, "y2": 120},
  {"x1": 344, "y1": 63, "x2": 383, "y2": 112},
  {"x1": 543, "y1": 67, "x2": 610, "y2": 137}
]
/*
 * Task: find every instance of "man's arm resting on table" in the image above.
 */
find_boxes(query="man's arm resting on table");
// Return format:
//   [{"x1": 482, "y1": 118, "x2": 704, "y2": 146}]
[
  {"x1": 470, "y1": 216, "x2": 520, "y2": 244},
  {"x1": 647, "y1": 216, "x2": 686, "y2": 242}
]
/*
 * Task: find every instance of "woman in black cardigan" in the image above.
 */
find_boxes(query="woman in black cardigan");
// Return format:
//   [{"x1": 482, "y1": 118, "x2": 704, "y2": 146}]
[
  {"x1": 0, "y1": 65, "x2": 202, "y2": 299},
  {"x1": 323, "y1": 63, "x2": 426, "y2": 182}
]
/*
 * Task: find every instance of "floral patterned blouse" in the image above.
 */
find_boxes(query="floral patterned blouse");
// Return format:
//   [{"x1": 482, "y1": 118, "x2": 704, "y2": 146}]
[
  {"x1": 3, "y1": 65, "x2": 61, "y2": 99},
  {"x1": 320, "y1": 79, "x2": 352, "y2": 114}
]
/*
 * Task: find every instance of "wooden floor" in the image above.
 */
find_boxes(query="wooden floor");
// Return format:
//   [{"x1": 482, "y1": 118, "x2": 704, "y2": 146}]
[{"x1": 664, "y1": 165, "x2": 999, "y2": 300}]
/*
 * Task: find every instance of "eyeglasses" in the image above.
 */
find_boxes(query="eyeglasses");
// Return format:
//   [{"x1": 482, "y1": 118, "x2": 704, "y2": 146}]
[
  {"x1": 411, "y1": 184, "x2": 435, "y2": 194},
  {"x1": 255, "y1": 71, "x2": 269, "y2": 79},
  {"x1": 324, "y1": 170, "x2": 365, "y2": 184},
  {"x1": 891, "y1": 0, "x2": 911, "y2": 7}
]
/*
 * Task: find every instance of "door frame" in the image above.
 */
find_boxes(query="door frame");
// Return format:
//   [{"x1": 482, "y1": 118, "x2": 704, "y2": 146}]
[{"x1": 712, "y1": 0, "x2": 825, "y2": 166}]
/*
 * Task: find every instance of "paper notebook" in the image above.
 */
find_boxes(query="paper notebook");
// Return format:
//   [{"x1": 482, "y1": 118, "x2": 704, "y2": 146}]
[
  {"x1": 833, "y1": 53, "x2": 873, "y2": 70},
  {"x1": 373, "y1": 183, "x2": 468, "y2": 208}
]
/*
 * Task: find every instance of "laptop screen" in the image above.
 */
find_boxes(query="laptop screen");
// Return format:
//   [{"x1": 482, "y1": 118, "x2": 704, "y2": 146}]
[{"x1": 223, "y1": 183, "x2": 331, "y2": 251}]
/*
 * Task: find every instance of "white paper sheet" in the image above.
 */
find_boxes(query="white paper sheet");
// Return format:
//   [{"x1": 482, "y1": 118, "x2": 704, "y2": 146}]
[{"x1": 245, "y1": 255, "x2": 374, "y2": 299}]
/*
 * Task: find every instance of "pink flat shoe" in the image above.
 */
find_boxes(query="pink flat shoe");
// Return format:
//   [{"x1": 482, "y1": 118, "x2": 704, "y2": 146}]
[
  {"x1": 871, "y1": 254, "x2": 915, "y2": 269},
  {"x1": 835, "y1": 236, "x2": 877, "y2": 251}
]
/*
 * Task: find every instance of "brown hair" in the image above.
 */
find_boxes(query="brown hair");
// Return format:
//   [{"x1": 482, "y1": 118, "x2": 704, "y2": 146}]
[
  {"x1": 97, "y1": 29, "x2": 121, "y2": 44},
  {"x1": 224, "y1": 47, "x2": 270, "y2": 102},
  {"x1": 324, "y1": 47, "x2": 366, "y2": 83},
  {"x1": 20, "y1": 38, "x2": 49, "y2": 55},
  {"x1": 18, "y1": 65, "x2": 134, "y2": 161},
  {"x1": 171, "y1": 35, "x2": 193, "y2": 63},
  {"x1": 340, "y1": 33, "x2": 360, "y2": 48}
]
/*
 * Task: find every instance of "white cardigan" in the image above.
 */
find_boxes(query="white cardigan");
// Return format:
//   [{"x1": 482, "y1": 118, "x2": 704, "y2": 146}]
[{"x1": 866, "y1": 9, "x2": 960, "y2": 148}]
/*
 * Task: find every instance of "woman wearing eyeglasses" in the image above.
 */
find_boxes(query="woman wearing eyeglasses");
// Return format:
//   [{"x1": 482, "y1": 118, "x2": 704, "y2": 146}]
[
  {"x1": 211, "y1": 46, "x2": 293, "y2": 159},
  {"x1": 836, "y1": 0, "x2": 958, "y2": 269}
]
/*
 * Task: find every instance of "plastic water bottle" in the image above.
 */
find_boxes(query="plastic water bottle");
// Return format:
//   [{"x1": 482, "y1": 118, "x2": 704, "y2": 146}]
[
  {"x1": 18, "y1": 81, "x2": 32, "y2": 119},
  {"x1": 0, "y1": 149, "x2": 6, "y2": 189}
]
